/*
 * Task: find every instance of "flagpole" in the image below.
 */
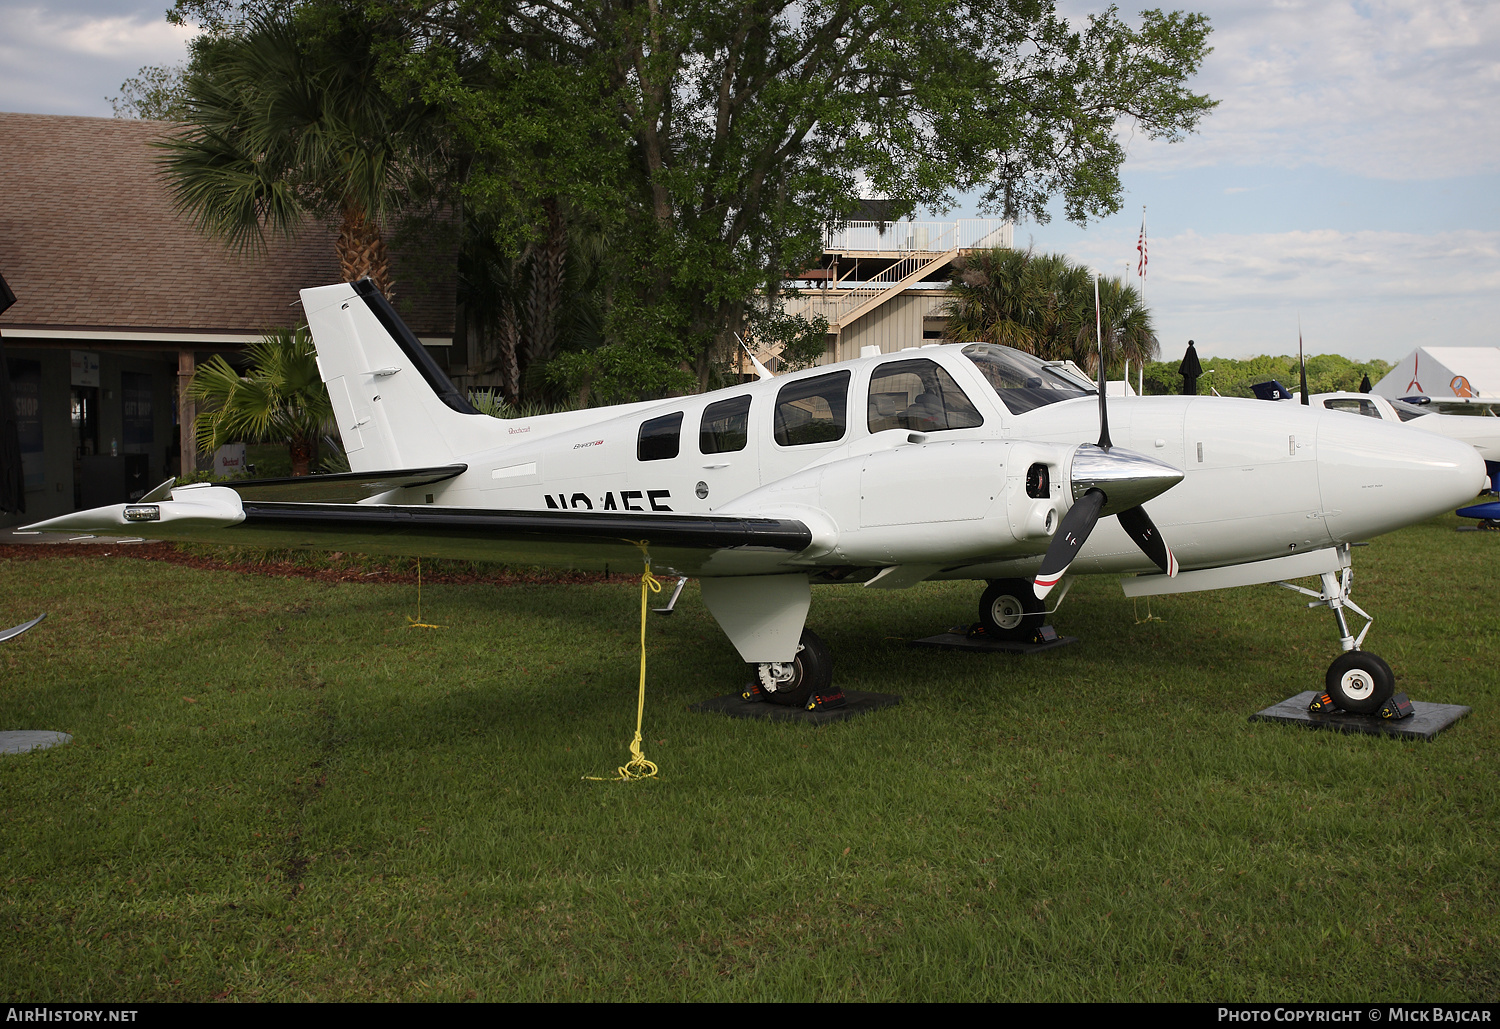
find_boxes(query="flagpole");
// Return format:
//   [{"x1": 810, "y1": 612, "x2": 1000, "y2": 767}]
[{"x1": 1137, "y1": 205, "x2": 1147, "y2": 395}]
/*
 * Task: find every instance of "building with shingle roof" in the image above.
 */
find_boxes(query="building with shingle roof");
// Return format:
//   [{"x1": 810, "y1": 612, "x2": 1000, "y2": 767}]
[{"x1": 0, "y1": 111, "x2": 455, "y2": 525}]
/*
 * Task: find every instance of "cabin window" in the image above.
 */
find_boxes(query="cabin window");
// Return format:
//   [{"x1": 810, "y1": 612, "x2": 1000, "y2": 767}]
[
  {"x1": 1323, "y1": 398, "x2": 1381, "y2": 419},
  {"x1": 700, "y1": 395, "x2": 751, "y2": 454},
  {"x1": 774, "y1": 371, "x2": 850, "y2": 446},
  {"x1": 637, "y1": 411, "x2": 684, "y2": 461},
  {"x1": 867, "y1": 358, "x2": 985, "y2": 433}
]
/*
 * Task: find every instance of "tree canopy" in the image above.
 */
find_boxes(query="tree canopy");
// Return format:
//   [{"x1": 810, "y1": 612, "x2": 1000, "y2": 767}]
[
  {"x1": 1139, "y1": 352, "x2": 1394, "y2": 398},
  {"x1": 156, "y1": 0, "x2": 1215, "y2": 401},
  {"x1": 403, "y1": 0, "x2": 1214, "y2": 397},
  {"x1": 155, "y1": 8, "x2": 452, "y2": 294}
]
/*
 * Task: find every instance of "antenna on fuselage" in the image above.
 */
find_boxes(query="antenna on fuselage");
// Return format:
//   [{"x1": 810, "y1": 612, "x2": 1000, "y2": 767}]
[{"x1": 1298, "y1": 316, "x2": 1310, "y2": 405}]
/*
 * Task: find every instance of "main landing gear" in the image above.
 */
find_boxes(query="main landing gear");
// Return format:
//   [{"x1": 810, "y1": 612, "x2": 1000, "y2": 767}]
[
  {"x1": 1279, "y1": 548, "x2": 1394, "y2": 714},
  {"x1": 746, "y1": 628, "x2": 836, "y2": 709},
  {"x1": 977, "y1": 579, "x2": 1046, "y2": 642}
]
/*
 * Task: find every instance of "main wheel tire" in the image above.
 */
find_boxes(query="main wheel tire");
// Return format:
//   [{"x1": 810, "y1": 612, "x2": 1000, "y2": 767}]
[
  {"x1": 978, "y1": 578, "x2": 1045, "y2": 642},
  {"x1": 762, "y1": 628, "x2": 833, "y2": 708},
  {"x1": 1325, "y1": 651, "x2": 1395, "y2": 715}
]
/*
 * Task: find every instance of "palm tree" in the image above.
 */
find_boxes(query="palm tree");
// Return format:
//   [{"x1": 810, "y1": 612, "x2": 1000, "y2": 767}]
[
  {"x1": 941, "y1": 247, "x2": 1051, "y2": 352},
  {"x1": 943, "y1": 248, "x2": 1158, "y2": 375},
  {"x1": 1072, "y1": 276, "x2": 1159, "y2": 375},
  {"x1": 187, "y1": 328, "x2": 333, "y2": 477},
  {"x1": 155, "y1": 9, "x2": 444, "y2": 294}
]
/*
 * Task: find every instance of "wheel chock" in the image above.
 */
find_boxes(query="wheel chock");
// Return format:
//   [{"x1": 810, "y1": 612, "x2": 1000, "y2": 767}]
[
  {"x1": 1307, "y1": 691, "x2": 1338, "y2": 713},
  {"x1": 1379, "y1": 692, "x2": 1414, "y2": 720},
  {"x1": 806, "y1": 688, "x2": 847, "y2": 711}
]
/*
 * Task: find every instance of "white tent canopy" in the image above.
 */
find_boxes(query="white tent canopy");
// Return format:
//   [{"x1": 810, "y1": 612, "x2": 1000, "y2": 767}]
[{"x1": 1372, "y1": 347, "x2": 1500, "y2": 402}]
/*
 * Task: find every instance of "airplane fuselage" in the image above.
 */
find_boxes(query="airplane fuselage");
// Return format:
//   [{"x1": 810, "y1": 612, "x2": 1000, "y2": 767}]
[{"x1": 357, "y1": 341, "x2": 1486, "y2": 585}]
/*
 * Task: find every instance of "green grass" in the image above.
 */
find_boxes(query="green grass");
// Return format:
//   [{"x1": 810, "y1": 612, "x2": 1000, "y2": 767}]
[{"x1": 1, "y1": 515, "x2": 1497, "y2": 1001}]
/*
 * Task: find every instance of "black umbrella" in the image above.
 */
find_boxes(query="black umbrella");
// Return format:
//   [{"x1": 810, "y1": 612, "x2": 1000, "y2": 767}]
[{"x1": 1179, "y1": 340, "x2": 1202, "y2": 396}]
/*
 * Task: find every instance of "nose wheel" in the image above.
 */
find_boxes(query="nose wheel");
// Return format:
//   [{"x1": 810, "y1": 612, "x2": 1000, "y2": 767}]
[
  {"x1": 1325, "y1": 651, "x2": 1395, "y2": 714},
  {"x1": 1279, "y1": 546, "x2": 1395, "y2": 713}
]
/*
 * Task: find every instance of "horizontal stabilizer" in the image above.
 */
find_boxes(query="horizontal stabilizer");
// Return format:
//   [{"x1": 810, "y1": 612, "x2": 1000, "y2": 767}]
[{"x1": 223, "y1": 464, "x2": 467, "y2": 503}]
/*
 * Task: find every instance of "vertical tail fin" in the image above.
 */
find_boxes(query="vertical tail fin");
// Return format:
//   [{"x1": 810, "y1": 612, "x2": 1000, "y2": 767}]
[{"x1": 301, "y1": 280, "x2": 495, "y2": 472}]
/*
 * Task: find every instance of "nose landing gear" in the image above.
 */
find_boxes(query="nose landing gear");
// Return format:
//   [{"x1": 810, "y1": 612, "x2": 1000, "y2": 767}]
[{"x1": 1278, "y1": 547, "x2": 1394, "y2": 713}]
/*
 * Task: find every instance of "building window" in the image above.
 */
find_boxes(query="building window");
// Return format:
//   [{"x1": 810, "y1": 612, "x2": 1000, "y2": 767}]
[
  {"x1": 638, "y1": 412, "x2": 684, "y2": 461},
  {"x1": 700, "y1": 395, "x2": 750, "y2": 454},
  {"x1": 774, "y1": 371, "x2": 850, "y2": 446},
  {"x1": 867, "y1": 358, "x2": 985, "y2": 433}
]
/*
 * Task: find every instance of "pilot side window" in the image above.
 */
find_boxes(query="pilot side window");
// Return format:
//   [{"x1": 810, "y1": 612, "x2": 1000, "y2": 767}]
[
  {"x1": 774, "y1": 371, "x2": 850, "y2": 446},
  {"x1": 638, "y1": 411, "x2": 684, "y2": 460},
  {"x1": 867, "y1": 358, "x2": 985, "y2": 433},
  {"x1": 700, "y1": 395, "x2": 751, "y2": 454}
]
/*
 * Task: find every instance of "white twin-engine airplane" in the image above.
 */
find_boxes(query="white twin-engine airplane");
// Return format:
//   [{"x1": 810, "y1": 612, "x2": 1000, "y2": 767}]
[{"x1": 27, "y1": 280, "x2": 1488, "y2": 714}]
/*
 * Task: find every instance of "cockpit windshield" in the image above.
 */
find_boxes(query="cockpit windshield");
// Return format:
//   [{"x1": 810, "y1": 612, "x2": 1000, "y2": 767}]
[
  {"x1": 1389, "y1": 399, "x2": 1430, "y2": 422},
  {"x1": 962, "y1": 344, "x2": 1094, "y2": 415}
]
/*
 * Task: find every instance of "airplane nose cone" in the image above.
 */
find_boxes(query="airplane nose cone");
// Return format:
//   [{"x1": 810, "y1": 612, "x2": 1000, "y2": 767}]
[
  {"x1": 1070, "y1": 443, "x2": 1185, "y2": 515},
  {"x1": 1316, "y1": 409, "x2": 1487, "y2": 540}
]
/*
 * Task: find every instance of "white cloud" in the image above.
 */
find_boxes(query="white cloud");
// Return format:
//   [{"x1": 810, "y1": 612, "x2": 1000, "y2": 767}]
[
  {"x1": 1064, "y1": 227, "x2": 1500, "y2": 361},
  {"x1": 0, "y1": 4, "x2": 197, "y2": 115},
  {"x1": 5, "y1": 6, "x2": 195, "y2": 60},
  {"x1": 53, "y1": 13, "x2": 197, "y2": 59},
  {"x1": 1120, "y1": 0, "x2": 1500, "y2": 179}
]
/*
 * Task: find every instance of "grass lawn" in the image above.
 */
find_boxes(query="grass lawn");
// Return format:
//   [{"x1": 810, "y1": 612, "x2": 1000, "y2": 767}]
[{"x1": 1, "y1": 515, "x2": 1496, "y2": 1002}]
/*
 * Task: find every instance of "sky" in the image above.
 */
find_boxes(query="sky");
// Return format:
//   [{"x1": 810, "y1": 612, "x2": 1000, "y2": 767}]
[{"x1": 1, "y1": 0, "x2": 1497, "y2": 363}]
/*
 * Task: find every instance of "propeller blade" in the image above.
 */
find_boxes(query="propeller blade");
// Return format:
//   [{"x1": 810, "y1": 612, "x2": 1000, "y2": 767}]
[
  {"x1": 1034, "y1": 488, "x2": 1105, "y2": 599},
  {"x1": 1117, "y1": 504, "x2": 1179, "y2": 577},
  {"x1": 1094, "y1": 276, "x2": 1112, "y2": 449}
]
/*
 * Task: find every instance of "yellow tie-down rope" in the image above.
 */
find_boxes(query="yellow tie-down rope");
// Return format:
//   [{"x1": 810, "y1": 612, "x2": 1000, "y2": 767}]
[
  {"x1": 587, "y1": 548, "x2": 661, "y2": 782},
  {"x1": 407, "y1": 557, "x2": 445, "y2": 629}
]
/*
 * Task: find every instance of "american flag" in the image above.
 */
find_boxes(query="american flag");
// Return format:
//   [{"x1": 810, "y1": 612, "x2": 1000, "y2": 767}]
[{"x1": 1136, "y1": 210, "x2": 1147, "y2": 279}]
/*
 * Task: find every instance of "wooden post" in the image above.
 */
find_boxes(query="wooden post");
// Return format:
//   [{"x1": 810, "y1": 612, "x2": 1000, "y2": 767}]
[{"x1": 177, "y1": 350, "x2": 196, "y2": 477}]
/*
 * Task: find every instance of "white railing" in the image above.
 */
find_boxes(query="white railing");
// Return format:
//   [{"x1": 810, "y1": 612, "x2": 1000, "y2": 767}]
[
  {"x1": 823, "y1": 218, "x2": 1012, "y2": 254},
  {"x1": 791, "y1": 249, "x2": 947, "y2": 325}
]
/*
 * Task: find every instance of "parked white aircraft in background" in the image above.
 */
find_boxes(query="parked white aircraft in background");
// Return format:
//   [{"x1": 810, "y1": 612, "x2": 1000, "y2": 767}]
[
  {"x1": 1253, "y1": 381, "x2": 1500, "y2": 491},
  {"x1": 25, "y1": 282, "x2": 1489, "y2": 715}
]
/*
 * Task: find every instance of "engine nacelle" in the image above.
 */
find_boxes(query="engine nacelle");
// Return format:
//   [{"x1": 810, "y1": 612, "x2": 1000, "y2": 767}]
[{"x1": 721, "y1": 438, "x2": 1074, "y2": 567}]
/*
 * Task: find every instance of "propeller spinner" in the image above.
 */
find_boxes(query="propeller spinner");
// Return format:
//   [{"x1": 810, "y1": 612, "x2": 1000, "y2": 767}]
[
  {"x1": 1033, "y1": 276, "x2": 1184, "y2": 600},
  {"x1": 1032, "y1": 444, "x2": 1183, "y2": 598}
]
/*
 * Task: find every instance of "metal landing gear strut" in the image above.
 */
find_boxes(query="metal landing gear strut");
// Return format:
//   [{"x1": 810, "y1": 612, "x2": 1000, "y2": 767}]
[{"x1": 1278, "y1": 545, "x2": 1394, "y2": 714}]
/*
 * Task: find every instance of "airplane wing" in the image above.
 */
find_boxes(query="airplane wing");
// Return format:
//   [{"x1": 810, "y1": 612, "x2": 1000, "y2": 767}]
[
  {"x1": 22, "y1": 473, "x2": 814, "y2": 577},
  {"x1": 227, "y1": 503, "x2": 811, "y2": 575}
]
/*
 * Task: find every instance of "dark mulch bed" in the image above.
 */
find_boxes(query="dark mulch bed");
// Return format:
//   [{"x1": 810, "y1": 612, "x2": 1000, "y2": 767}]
[{"x1": 0, "y1": 543, "x2": 611, "y2": 587}]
